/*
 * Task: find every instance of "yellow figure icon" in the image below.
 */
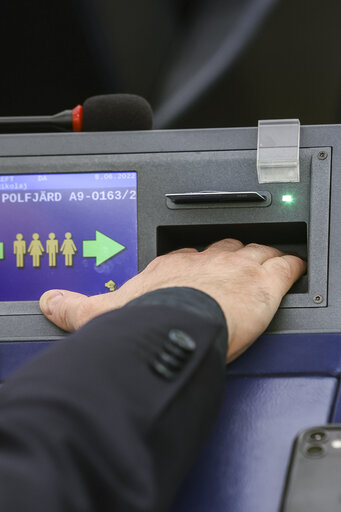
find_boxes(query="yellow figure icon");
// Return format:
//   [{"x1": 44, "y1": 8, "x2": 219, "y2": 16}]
[
  {"x1": 13, "y1": 233, "x2": 26, "y2": 268},
  {"x1": 28, "y1": 233, "x2": 44, "y2": 268},
  {"x1": 46, "y1": 233, "x2": 59, "y2": 267},
  {"x1": 61, "y1": 232, "x2": 77, "y2": 267}
]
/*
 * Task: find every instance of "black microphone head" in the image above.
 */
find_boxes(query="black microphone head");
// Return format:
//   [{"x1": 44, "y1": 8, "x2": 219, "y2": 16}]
[{"x1": 82, "y1": 94, "x2": 153, "y2": 132}]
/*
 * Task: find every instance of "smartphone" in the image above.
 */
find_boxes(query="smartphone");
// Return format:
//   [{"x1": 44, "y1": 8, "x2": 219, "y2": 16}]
[{"x1": 280, "y1": 425, "x2": 341, "y2": 511}]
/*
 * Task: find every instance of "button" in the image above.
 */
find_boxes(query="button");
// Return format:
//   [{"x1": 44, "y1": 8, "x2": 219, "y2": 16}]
[
  {"x1": 164, "y1": 341, "x2": 188, "y2": 360},
  {"x1": 150, "y1": 360, "x2": 176, "y2": 380},
  {"x1": 158, "y1": 351, "x2": 184, "y2": 371},
  {"x1": 168, "y1": 329, "x2": 196, "y2": 353}
]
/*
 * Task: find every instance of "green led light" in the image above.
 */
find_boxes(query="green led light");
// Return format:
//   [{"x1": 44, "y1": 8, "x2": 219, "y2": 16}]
[{"x1": 282, "y1": 194, "x2": 293, "y2": 203}]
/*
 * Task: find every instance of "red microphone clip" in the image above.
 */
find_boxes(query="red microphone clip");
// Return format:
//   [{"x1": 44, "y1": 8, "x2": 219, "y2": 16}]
[{"x1": 72, "y1": 105, "x2": 83, "y2": 132}]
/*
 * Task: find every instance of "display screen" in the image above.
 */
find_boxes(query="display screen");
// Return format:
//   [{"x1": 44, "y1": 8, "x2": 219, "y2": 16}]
[{"x1": 0, "y1": 172, "x2": 137, "y2": 301}]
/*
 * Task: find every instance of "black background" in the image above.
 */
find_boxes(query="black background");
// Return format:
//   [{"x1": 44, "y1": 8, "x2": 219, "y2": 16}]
[{"x1": 1, "y1": 0, "x2": 341, "y2": 129}]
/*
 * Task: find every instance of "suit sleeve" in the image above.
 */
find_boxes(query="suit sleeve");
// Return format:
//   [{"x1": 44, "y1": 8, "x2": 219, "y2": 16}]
[{"x1": 0, "y1": 287, "x2": 228, "y2": 512}]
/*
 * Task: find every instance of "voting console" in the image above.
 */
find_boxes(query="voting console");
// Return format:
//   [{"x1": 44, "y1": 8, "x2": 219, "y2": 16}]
[{"x1": 1, "y1": 124, "x2": 341, "y2": 511}]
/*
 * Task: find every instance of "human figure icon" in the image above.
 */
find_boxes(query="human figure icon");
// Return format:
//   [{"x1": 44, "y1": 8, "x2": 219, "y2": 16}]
[
  {"x1": 46, "y1": 233, "x2": 59, "y2": 267},
  {"x1": 28, "y1": 233, "x2": 44, "y2": 268},
  {"x1": 61, "y1": 232, "x2": 77, "y2": 267},
  {"x1": 13, "y1": 233, "x2": 26, "y2": 268}
]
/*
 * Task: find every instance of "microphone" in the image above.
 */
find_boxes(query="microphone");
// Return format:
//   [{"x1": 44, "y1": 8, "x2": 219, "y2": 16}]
[{"x1": 0, "y1": 94, "x2": 153, "y2": 133}]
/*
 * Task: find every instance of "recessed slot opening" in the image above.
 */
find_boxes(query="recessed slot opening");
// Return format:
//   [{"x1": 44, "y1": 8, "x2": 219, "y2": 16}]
[{"x1": 157, "y1": 222, "x2": 307, "y2": 294}]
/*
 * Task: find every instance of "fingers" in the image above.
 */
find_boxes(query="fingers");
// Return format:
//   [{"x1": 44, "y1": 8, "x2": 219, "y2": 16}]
[
  {"x1": 237, "y1": 243, "x2": 284, "y2": 264},
  {"x1": 262, "y1": 255, "x2": 307, "y2": 298},
  {"x1": 40, "y1": 290, "x2": 89, "y2": 331},
  {"x1": 167, "y1": 241, "x2": 287, "y2": 268},
  {"x1": 40, "y1": 287, "x2": 130, "y2": 332},
  {"x1": 204, "y1": 238, "x2": 244, "y2": 253}
]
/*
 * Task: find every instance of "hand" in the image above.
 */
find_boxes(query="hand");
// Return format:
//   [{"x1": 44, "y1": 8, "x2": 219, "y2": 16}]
[{"x1": 40, "y1": 239, "x2": 306, "y2": 362}]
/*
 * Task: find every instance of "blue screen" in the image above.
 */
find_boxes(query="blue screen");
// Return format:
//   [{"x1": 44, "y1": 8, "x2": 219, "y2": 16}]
[{"x1": 0, "y1": 172, "x2": 137, "y2": 301}]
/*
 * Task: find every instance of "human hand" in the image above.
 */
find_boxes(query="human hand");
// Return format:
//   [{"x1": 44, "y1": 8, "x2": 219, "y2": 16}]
[{"x1": 40, "y1": 239, "x2": 306, "y2": 362}]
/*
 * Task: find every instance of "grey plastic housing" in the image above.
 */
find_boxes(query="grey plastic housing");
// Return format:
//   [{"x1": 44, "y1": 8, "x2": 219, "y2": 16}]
[
  {"x1": 257, "y1": 119, "x2": 301, "y2": 183},
  {"x1": 0, "y1": 125, "x2": 338, "y2": 340}
]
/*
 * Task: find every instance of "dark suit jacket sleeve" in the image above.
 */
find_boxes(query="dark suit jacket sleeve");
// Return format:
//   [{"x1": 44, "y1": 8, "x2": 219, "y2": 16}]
[{"x1": 0, "y1": 287, "x2": 228, "y2": 512}]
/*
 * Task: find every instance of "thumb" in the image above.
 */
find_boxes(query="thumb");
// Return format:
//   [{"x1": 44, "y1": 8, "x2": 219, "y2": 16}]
[{"x1": 40, "y1": 290, "x2": 88, "y2": 332}]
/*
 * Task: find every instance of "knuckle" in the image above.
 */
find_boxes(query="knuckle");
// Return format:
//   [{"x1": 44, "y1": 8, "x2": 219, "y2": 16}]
[
  {"x1": 152, "y1": 255, "x2": 164, "y2": 265},
  {"x1": 246, "y1": 242, "x2": 264, "y2": 250},
  {"x1": 145, "y1": 255, "x2": 164, "y2": 271},
  {"x1": 271, "y1": 258, "x2": 293, "y2": 281},
  {"x1": 206, "y1": 238, "x2": 243, "y2": 251},
  {"x1": 224, "y1": 238, "x2": 244, "y2": 249},
  {"x1": 145, "y1": 251, "x2": 196, "y2": 273}
]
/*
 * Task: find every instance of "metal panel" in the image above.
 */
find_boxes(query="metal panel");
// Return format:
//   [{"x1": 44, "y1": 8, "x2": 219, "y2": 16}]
[{"x1": 0, "y1": 126, "x2": 338, "y2": 339}]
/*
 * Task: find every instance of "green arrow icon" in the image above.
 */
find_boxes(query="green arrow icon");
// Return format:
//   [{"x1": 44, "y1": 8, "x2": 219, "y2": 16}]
[
  {"x1": 83, "y1": 231, "x2": 125, "y2": 266},
  {"x1": 0, "y1": 242, "x2": 4, "y2": 260}
]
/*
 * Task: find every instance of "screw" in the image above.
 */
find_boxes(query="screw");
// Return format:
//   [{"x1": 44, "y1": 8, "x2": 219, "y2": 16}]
[
  {"x1": 318, "y1": 151, "x2": 328, "y2": 160},
  {"x1": 313, "y1": 294, "x2": 323, "y2": 304}
]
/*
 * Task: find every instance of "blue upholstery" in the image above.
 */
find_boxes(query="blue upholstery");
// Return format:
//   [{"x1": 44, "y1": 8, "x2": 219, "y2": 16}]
[
  {"x1": 227, "y1": 333, "x2": 341, "y2": 376},
  {"x1": 172, "y1": 333, "x2": 341, "y2": 511},
  {"x1": 172, "y1": 376, "x2": 336, "y2": 512}
]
